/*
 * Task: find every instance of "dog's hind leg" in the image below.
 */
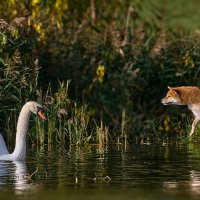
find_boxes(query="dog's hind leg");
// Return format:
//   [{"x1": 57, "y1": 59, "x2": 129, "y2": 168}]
[{"x1": 190, "y1": 118, "x2": 199, "y2": 136}]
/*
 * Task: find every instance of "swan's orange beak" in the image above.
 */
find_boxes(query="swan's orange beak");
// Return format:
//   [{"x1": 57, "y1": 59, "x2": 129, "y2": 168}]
[{"x1": 38, "y1": 110, "x2": 47, "y2": 121}]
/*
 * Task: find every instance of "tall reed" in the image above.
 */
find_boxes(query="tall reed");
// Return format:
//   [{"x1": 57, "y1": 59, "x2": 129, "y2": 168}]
[
  {"x1": 121, "y1": 108, "x2": 127, "y2": 145},
  {"x1": 66, "y1": 102, "x2": 91, "y2": 145},
  {"x1": 96, "y1": 124, "x2": 109, "y2": 148}
]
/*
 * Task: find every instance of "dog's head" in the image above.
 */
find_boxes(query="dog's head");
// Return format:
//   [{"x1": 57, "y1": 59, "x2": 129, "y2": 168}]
[{"x1": 161, "y1": 86, "x2": 183, "y2": 105}]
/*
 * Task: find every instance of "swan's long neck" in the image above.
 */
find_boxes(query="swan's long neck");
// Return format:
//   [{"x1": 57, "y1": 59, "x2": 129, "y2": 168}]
[{"x1": 12, "y1": 104, "x2": 31, "y2": 160}]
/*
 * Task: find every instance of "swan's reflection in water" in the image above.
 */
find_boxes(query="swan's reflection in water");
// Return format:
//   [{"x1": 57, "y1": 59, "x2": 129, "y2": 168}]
[{"x1": 0, "y1": 160, "x2": 31, "y2": 193}]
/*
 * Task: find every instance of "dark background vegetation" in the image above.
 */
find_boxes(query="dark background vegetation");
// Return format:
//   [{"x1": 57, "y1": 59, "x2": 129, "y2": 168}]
[{"x1": 1, "y1": 0, "x2": 200, "y2": 145}]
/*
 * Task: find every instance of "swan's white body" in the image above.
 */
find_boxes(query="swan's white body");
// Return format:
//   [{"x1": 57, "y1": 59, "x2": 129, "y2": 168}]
[{"x1": 0, "y1": 101, "x2": 46, "y2": 161}]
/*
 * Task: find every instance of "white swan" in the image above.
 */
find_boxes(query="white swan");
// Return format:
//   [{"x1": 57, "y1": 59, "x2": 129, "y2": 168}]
[{"x1": 0, "y1": 101, "x2": 46, "y2": 161}]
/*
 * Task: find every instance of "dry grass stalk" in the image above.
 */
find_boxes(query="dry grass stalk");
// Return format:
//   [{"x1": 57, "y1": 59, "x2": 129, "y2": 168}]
[
  {"x1": 0, "y1": 18, "x2": 8, "y2": 30},
  {"x1": 133, "y1": 24, "x2": 146, "y2": 56},
  {"x1": 150, "y1": 31, "x2": 167, "y2": 57}
]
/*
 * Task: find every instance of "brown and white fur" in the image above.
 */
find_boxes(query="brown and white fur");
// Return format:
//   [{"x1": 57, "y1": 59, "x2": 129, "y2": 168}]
[{"x1": 162, "y1": 86, "x2": 200, "y2": 136}]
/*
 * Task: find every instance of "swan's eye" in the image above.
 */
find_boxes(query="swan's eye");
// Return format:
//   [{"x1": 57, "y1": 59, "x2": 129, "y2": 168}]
[{"x1": 37, "y1": 106, "x2": 44, "y2": 113}]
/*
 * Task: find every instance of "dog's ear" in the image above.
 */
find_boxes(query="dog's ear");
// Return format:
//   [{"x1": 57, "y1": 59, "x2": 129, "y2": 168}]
[
  {"x1": 170, "y1": 87, "x2": 181, "y2": 97},
  {"x1": 167, "y1": 86, "x2": 181, "y2": 97}
]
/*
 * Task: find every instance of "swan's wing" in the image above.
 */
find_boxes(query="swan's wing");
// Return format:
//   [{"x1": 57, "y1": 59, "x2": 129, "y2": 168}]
[{"x1": 0, "y1": 133, "x2": 9, "y2": 155}]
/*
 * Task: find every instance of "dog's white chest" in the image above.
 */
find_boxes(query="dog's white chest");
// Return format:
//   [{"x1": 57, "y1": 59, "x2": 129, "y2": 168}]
[{"x1": 188, "y1": 104, "x2": 200, "y2": 119}]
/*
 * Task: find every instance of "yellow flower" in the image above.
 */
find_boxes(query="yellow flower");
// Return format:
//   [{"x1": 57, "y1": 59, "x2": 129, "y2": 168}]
[
  {"x1": 11, "y1": 29, "x2": 19, "y2": 38},
  {"x1": 32, "y1": 0, "x2": 41, "y2": 6},
  {"x1": 182, "y1": 51, "x2": 195, "y2": 68},
  {"x1": 9, "y1": 0, "x2": 15, "y2": 5},
  {"x1": 33, "y1": 23, "x2": 46, "y2": 42},
  {"x1": 34, "y1": 23, "x2": 42, "y2": 33},
  {"x1": 96, "y1": 65, "x2": 105, "y2": 83}
]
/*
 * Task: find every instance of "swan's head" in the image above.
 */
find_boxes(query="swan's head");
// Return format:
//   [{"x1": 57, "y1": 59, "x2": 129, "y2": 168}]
[{"x1": 26, "y1": 101, "x2": 47, "y2": 121}]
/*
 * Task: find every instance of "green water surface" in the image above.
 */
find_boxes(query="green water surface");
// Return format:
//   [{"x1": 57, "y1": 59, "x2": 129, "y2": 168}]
[{"x1": 1, "y1": 144, "x2": 200, "y2": 200}]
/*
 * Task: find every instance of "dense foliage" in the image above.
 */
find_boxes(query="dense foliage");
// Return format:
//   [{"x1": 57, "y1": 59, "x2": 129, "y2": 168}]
[{"x1": 1, "y1": 0, "x2": 200, "y2": 146}]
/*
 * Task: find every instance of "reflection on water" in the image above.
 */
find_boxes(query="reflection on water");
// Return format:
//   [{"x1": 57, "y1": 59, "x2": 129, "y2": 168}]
[
  {"x1": 0, "y1": 160, "x2": 31, "y2": 193},
  {"x1": 1, "y1": 144, "x2": 200, "y2": 199}
]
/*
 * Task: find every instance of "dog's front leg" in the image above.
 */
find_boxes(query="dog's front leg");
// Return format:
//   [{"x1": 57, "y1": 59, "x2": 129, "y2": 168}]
[{"x1": 190, "y1": 118, "x2": 199, "y2": 136}]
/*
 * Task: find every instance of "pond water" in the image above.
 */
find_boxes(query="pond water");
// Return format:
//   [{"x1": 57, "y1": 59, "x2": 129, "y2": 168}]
[{"x1": 1, "y1": 143, "x2": 200, "y2": 200}]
